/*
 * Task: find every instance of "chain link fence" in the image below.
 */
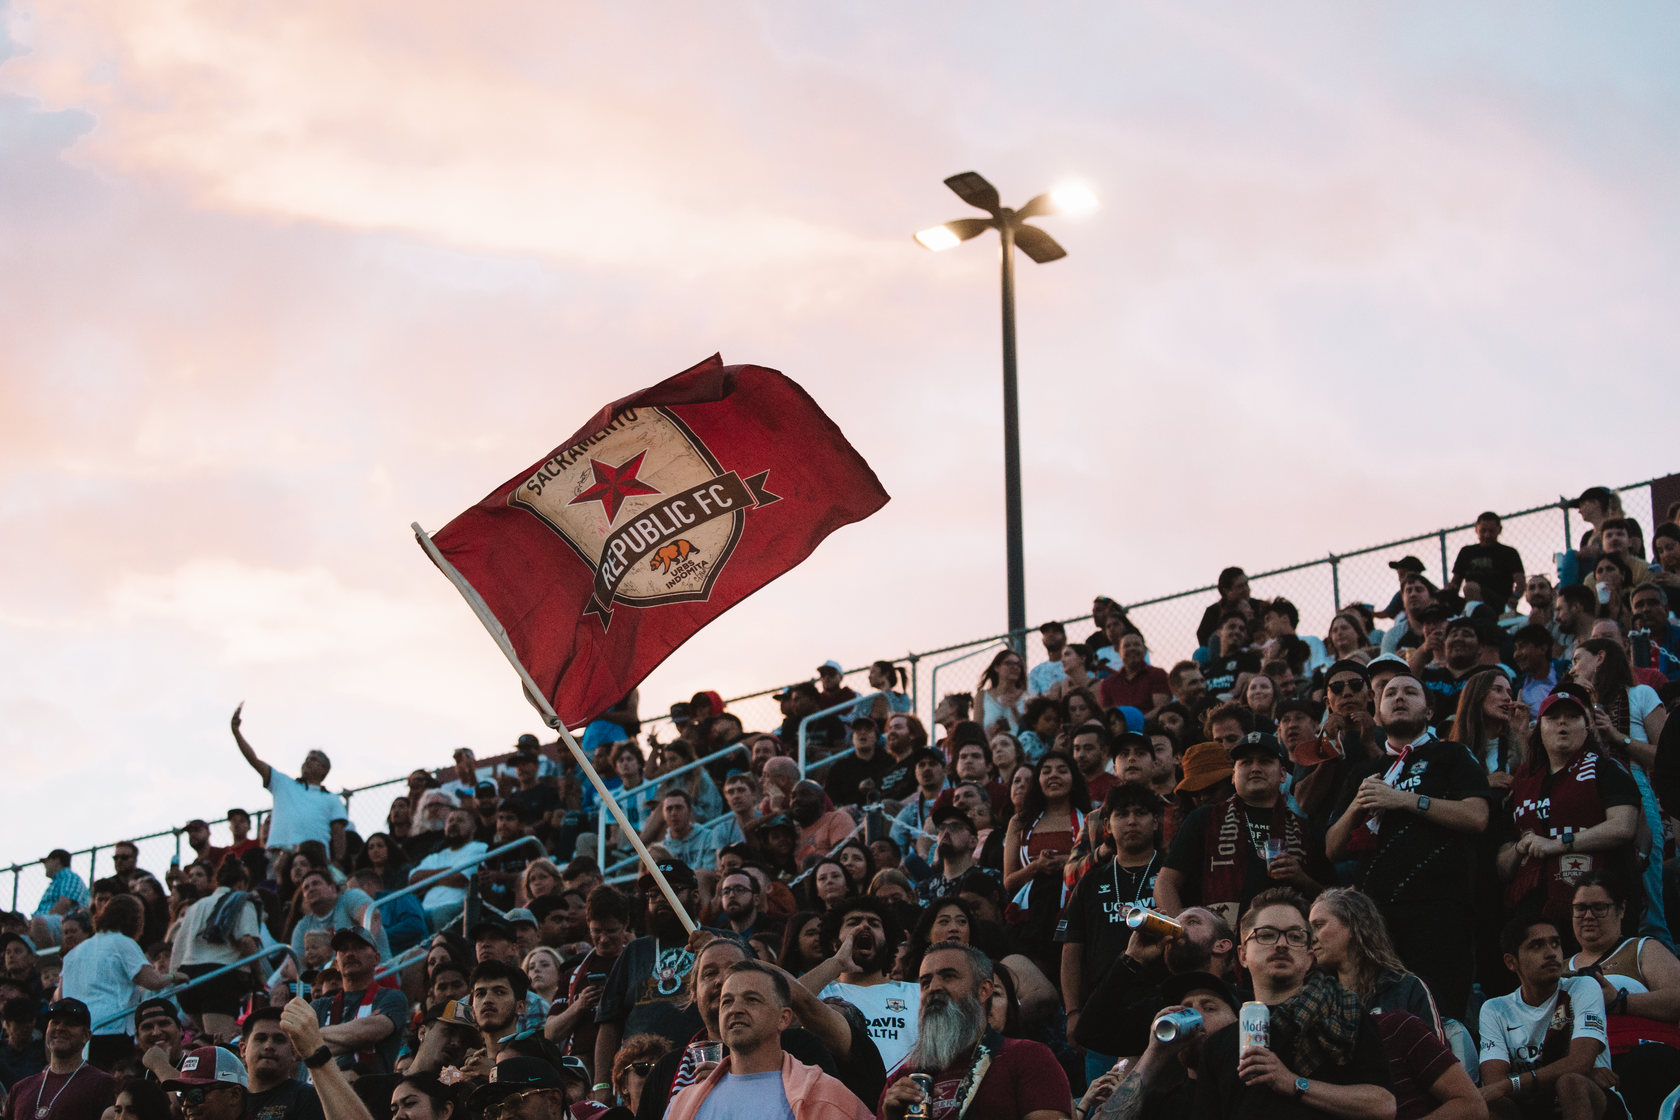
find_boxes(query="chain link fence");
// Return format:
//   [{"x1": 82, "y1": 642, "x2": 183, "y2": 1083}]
[{"x1": 9, "y1": 475, "x2": 1671, "y2": 914}]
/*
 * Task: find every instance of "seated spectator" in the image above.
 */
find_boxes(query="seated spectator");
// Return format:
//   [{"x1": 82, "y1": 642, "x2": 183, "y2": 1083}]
[
  {"x1": 1076, "y1": 971, "x2": 1242, "y2": 1120},
  {"x1": 801, "y1": 857, "x2": 860, "y2": 915},
  {"x1": 1165, "y1": 742, "x2": 1233, "y2": 849},
  {"x1": 1203, "y1": 612, "x2": 1262, "y2": 700},
  {"x1": 826, "y1": 718, "x2": 894, "y2": 810},
  {"x1": 1567, "y1": 871, "x2": 1680, "y2": 1119},
  {"x1": 1099, "y1": 634, "x2": 1172, "y2": 717},
  {"x1": 879, "y1": 942, "x2": 1071, "y2": 1117},
  {"x1": 1478, "y1": 914, "x2": 1623, "y2": 1120},
  {"x1": 1232, "y1": 672, "x2": 1278, "y2": 732},
  {"x1": 647, "y1": 738, "x2": 724, "y2": 825},
  {"x1": 290, "y1": 870, "x2": 391, "y2": 964},
  {"x1": 1068, "y1": 723, "x2": 1116, "y2": 805},
  {"x1": 353, "y1": 833, "x2": 412, "y2": 894},
  {"x1": 0, "y1": 994, "x2": 44, "y2": 1090},
  {"x1": 792, "y1": 782, "x2": 859, "y2": 866},
  {"x1": 1029, "y1": 622, "x2": 1070, "y2": 696},
  {"x1": 1307, "y1": 889, "x2": 1441, "y2": 1036},
  {"x1": 1197, "y1": 568, "x2": 1258, "y2": 648},
  {"x1": 28, "y1": 850, "x2": 90, "y2": 950},
  {"x1": 1191, "y1": 889, "x2": 1395, "y2": 1118},
  {"x1": 406, "y1": 809, "x2": 488, "y2": 933}
]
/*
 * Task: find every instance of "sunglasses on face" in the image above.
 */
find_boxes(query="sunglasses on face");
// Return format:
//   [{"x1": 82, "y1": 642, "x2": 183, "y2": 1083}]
[
  {"x1": 628, "y1": 1061, "x2": 656, "y2": 1076},
  {"x1": 1328, "y1": 679, "x2": 1367, "y2": 695},
  {"x1": 180, "y1": 1086, "x2": 234, "y2": 1106}
]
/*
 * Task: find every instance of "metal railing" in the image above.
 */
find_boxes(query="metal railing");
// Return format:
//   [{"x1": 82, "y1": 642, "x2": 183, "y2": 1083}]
[
  {"x1": 593, "y1": 742, "x2": 752, "y2": 876},
  {"x1": 12, "y1": 473, "x2": 1672, "y2": 913},
  {"x1": 797, "y1": 691, "x2": 891, "y2": 773}
]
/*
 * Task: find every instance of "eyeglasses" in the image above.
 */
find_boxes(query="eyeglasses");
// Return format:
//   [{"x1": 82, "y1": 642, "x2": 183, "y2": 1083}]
[
  {"x1": 628, "y1": 1061, "x2": 656, "y2": 1076},
  {"x1": 719, "y1": 886, "x2": 755, "y2": 896},
  {"x1": 1572, "y1": 902, "x2": 1615, "y2": 917},
  {"x1": 1328, "y1": 679, "x2": 1367, "y2": 695},
  {"x1": 1245, "y1": 926, "x2": 1312, "y2": 948}
]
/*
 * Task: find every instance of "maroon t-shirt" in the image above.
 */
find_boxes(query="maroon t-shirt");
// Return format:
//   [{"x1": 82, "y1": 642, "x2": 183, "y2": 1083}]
[
  {"x1": 1099, "y1": 666, "x2": 1170, "y2": 711},
  {"x1": 881, "y1": 1038, "x2": 1070, "y2": 1120},
  {"x1": 1375, "y1": 1011, "x2": 1457, "y2": 1120},
  {"x1": 5, "y1": 1063, "x2": 117, "y2": 1120},
  {"x1": 564, "y1": 948, "x2": 619, "y2": 1064}
]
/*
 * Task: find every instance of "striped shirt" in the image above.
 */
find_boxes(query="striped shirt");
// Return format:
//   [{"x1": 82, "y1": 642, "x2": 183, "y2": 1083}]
[{"x1": 1375, "y1": 1011, "x2": 1457, "y2": 1120}]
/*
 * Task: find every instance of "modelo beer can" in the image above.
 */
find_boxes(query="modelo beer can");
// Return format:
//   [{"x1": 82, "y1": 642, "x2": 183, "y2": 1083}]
[
  {"x1": 1125, "y1": 908, "x2": 1184, "y2": 939},
  {"x1": 1239, "y1": 1002, "x2": 1270, "y2": 1052},
  {"x1": 1153, "y1": 1008, "x2": 1203, "y2": 1042},
  {"x1": 907, "y1": 1073, "x2": 935, "y2": 1119}
]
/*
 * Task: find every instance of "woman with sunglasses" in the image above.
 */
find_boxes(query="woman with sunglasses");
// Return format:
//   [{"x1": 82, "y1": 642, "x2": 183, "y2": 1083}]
[
  {"x1": 973, "y1": 649, "x2": 1028, "y2": 736},
  {"x1": 600, "y1": 1033, "x2": 668, "y2": 1114},
  {"x1": 1567, "y1": 871, "x2": 1680, "y2": 1118}
]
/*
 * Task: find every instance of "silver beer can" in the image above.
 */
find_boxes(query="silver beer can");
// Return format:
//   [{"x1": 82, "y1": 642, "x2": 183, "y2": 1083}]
[
  {"x1": 1239, "y1": 1001, "x2": 1270, "y2": 1052},
  {"x1": 1153, "y1": 1007, "x2": 1203, "y2": 1042}
]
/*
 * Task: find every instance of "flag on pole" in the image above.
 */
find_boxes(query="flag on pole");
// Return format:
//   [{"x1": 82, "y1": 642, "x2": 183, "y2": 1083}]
[{"x1": 424, "y1": 354, "x2": 890, "y2": 727}]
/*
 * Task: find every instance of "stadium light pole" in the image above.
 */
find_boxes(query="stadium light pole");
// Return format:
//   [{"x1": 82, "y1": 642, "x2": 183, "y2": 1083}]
[{"x1": 916, "y1": 173, "x2": 1097, "y2": 652}]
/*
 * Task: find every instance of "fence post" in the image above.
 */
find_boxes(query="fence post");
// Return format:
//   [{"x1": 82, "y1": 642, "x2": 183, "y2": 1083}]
[
  {"x1": 908, "y1": 653, "x2": 921, "y2": 715},
  {"x1": 1562, "y1": 502, "x2": 1573, "y2": 550},
  {"x1": 1437, "y1": 531, "x2": 1449, "y2": 585},
  {"x1": 1329, "y1": 554, "x2": 1341, "y2": 611},
  {"x1": 10, "y1": 867, "x2": 17, "y2": 912},
  {"x1": 88, "y1": 847, "x2": 98, "y2": 883}
]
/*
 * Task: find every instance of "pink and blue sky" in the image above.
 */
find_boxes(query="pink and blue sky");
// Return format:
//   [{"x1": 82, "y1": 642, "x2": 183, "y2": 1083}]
[{"x1": 3, "y1": 1, "x2": 1677, "y2": 882}]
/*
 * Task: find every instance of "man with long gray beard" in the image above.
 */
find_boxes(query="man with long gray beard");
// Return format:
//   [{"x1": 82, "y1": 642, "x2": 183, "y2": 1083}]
[{"x1": 878, "y1": 943, "x2": 1071, "y2": 1120}]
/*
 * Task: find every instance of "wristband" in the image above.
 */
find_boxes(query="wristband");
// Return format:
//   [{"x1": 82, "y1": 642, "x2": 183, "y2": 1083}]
[
  {"x1": 592, "y1": 1083, "x2": 612, "y2": 1093},
  {"x1": 304, "y1": 1045, "x2": 334, "y2": 1069},
  {"x1": 1509, "y1": 1075, "x2": 1521, "y2": 1096}
]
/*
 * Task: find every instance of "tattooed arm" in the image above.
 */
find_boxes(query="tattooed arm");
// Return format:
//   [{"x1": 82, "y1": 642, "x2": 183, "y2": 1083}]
[{"x1": 1081, "y1": 1004, "x2": 1203, "y2": 1120}]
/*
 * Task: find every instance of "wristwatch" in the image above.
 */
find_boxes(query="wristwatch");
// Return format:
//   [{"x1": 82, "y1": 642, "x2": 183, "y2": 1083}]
[
  {"x1": 304, "y1": 1045, "x2": 333, "y2": 1069},
  {"x1": 1294, "y1": 1077, "x2": 1310, "y2": 1099},
  {"x1": 1415, "y1": 795, "x2": 1431, "y2": 813}
]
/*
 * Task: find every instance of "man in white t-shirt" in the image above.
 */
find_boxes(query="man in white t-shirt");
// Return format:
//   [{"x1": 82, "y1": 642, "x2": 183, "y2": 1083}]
[
  {"x1": 1478, "y1": 915, "x2": 1623, "y2": 1120},
  {"x1": 799, "y1": 897, "x2": 920, "y2": 1073},
  {"x1": 230, "y1": 704, "x2": 346, "y2": 876},
  {"x1": 408, "y1": 808, "x2": 489, "y2": 933}
]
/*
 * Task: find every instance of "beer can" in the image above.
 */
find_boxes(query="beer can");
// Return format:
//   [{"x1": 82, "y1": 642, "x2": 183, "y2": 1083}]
[
  {"x1": 907, "y1": 1073, "x2": 934, "y2": 1119},
  {"x1": 1153, "y1": 1008, "x2": 1203, "y2": 1042},
  {"x1": 1239, "y1": 1001, "x2": 1270, "y2": 1052},
  {"x1": 1125, "y1": 907, "x2": 1184, "y2": 939}
]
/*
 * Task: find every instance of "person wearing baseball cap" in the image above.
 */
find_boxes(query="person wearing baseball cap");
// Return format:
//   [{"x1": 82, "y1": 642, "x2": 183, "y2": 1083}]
[
  {"x1": 815, "y1": 660, "x2": 857, "y2": 711},
  {"x1": 1502, "y1": 689, "x2": 1642, "y2": 930},
  {"x1": 310, "y1": 926, "x2": 407, "y2": 1075},
  {"x1": 1325, "y1": 666, "x2": 1492, "y2": 1025},
  {"x1": 162, "y1": 1045, "x2": 248, "y2": 1118},
  {"x1": 823, "y1": 716, "x2": 893, "y2": 810},
  {"x1": 8, "y1": 999, "x2": 116, "y2": 1120},
  {"x1": 1156, "y1": 733, "x2": 1330, "y2": 924}
]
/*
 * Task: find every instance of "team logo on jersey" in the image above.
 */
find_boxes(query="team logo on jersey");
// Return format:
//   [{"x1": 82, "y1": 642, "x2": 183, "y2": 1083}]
[
  {"x1": 885, "y1": 998, "x2": 907, "y2": 1012},
  {"x1": 510, "y1": 406, "x2": 780, "y2": 628}
]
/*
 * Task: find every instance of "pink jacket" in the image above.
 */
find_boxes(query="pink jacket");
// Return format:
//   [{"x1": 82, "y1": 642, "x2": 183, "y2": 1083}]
[{"x1": 664, "y1": 1052, "x2": 871, "y2": 1120}]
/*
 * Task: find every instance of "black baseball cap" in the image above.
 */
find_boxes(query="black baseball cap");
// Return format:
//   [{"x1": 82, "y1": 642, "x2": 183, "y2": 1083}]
[
  {"x1": 136, "y1": 998, "x2": 179, "y2": 1028},
  {"x1": 850, "y1": 717, "x2": 878, "y2": 732},
  {"x1": 1414, "y1": 602, "x2": 1451, "y2": 625},
  {"x1": 1569, "y1": 486, "x2": 1615, "y2": 509},
  {"x1": 44, "y1": 998, "x2": 90, "y2": 1027},
  {"x1": 930, "y1": 806, "x2": 975, "y2": 832},
  {"x1": 476, "y1": 782, "x2": 498, "y2": 798},
  {"x1": 1387, "y1": 555, "x2": 1426, "y2": 573},
  {"x1": 468, "y1": 918, "x2": 516, "y2": 943},
  {"x1": 759, "y1": 814, "x2": 796, "y2": 834},
  {"x1": 1159, "y1": 971, "x2": 1241, "y2": 1013},
  {"x1": 516, "y1": 734, "x2": 541, "y2": 750},
  {"x1": 1109, "y1": 731, "x2": 1152, "y2": 759},
  {"x1": 1228, "y1": 732, "x2": 1288, "y2": 764},
  {"x1": 637, "y1": 859, "x2": 698, "y2": 892},
  {"x1": 466, "y1": 1056, "x2": 569, "y2": 1110},
  {"x1": 1274, "y1": 698, "x2": 1320, "y2": 720}
]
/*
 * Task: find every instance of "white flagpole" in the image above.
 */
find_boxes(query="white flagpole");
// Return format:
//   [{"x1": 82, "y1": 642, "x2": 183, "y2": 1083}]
[{"x1": 412, "y1": 523, "x2": 696, "y2": 933}]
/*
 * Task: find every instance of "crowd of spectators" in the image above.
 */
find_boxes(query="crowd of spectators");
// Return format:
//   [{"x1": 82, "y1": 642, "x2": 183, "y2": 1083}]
[{"x1": 5, "y1": 485, "x2": 1680, "y2": 1120}]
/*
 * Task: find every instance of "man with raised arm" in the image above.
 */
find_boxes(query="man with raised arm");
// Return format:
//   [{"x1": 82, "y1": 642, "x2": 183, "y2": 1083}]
[{"x1": 230, "y1": 704, "x2": 347, "y2": 872}]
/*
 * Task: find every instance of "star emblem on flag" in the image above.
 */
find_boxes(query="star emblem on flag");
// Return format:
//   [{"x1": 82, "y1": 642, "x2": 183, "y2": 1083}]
[{"x1": 566, "y1": 450, "x2": 662, "y2": 524}]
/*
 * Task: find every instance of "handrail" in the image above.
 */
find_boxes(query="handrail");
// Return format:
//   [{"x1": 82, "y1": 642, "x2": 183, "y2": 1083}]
[
  {"x1": 798, "y1": 691, "x2": 891, "y2": 774},
  {"x1": 804, "y1": 745, "x2": 856, "y2": 774},
  {"x1": 90, "y1": 945, "x2": 299, "y2": 1033},
  {"x1": 609, "y1": 742, "x2": 750, "y2": 804},
  {"x1": 373, "y1": 943, "x2": 430, "y2": 982},
  {"x1": 369, "y1": 836, "x2": 548, "y2": 914}
]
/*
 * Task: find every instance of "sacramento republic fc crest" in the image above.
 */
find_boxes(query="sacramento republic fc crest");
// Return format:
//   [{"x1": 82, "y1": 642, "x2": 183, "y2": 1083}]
[{"x1": 508, "y1": 405, "x2": 780, "y2": 628}]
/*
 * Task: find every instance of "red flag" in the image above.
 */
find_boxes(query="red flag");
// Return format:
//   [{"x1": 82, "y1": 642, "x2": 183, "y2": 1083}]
[{"x1": 426, "y1": 355, "x2": 889, "y2": 727}]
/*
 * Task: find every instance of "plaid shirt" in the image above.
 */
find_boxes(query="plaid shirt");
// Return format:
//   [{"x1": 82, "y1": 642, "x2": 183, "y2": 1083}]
[{"x1": 34, "y1": 868, "x2": 90, "y2": 916}]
